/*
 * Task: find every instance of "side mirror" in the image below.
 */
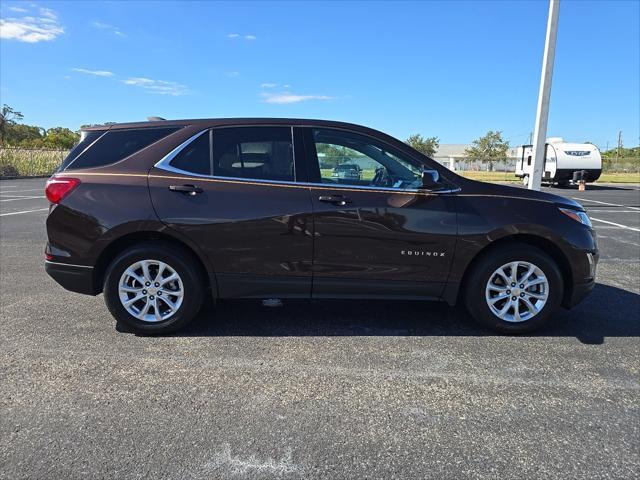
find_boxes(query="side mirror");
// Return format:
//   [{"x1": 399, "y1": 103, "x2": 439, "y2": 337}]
[{"x1": 421, "y1": 169, "x2": 442, "y2": 190}]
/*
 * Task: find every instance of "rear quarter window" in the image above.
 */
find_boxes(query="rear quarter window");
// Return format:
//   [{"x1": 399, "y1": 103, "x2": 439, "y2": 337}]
[
  {"x1": 169, "y1": 131, "x2": 211, "y2": 175},
  {"x1": 63, "y1": 127, "x2": 180, "y2": 170},
  {"x1": 58, "y1": 130, "x2": 105, "y2": 171}
]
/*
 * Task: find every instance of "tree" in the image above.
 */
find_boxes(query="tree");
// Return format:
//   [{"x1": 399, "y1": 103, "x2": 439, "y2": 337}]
[
  {"x1": 465, "y1": 130, "x2": 510, "y2": 171},
  {"x1": 0, "y1": 104, "x2": 24, "y2": 146},
  {"x1": 4, "y1": 123, "x2": 44, "y2": 146},
  {"x1": 41, "y1": 127, "x2": 80, "y2": 149},
  {"x1": 405, "y1": 134, "x2": 439, "y2": 157}
]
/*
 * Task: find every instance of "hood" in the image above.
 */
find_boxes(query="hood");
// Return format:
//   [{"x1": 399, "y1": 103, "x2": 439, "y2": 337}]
[{"x1": 459, "y1": 178, "x2": 585, "y2": 211}]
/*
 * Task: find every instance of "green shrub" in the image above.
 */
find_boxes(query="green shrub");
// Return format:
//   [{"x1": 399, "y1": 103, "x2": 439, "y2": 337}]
[{"x1": 0, "y1": 163, "x2": 19, "y2": 177}]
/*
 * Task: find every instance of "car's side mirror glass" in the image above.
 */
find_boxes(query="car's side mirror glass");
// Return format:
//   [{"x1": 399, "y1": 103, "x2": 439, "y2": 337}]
[{"x1": 421, "y1": 169, "x2": 442, "y2": 190}]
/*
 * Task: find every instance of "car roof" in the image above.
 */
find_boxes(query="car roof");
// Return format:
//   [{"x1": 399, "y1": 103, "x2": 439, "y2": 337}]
[{"x1": 82, "y1": 118, "x2": 380, "y2": 134}]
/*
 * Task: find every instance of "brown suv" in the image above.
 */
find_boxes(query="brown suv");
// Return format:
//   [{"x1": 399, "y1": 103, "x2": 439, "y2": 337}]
[{"x1": 44, "y1": 118, "x2": 598, "y2": 334}]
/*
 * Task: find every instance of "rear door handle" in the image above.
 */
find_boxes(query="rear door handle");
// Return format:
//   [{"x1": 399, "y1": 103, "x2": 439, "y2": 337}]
[
  {"x1": 318, "y1": 195, "x2": 352, "y2": 206},
  {"x1": 169, "y1": 184, "x2": 203, "y2": 196}
]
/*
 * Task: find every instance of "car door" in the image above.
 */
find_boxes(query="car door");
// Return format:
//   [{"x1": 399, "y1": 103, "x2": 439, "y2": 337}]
[
  {"x1": 302, "y1": 126, "x2": 458, "y2": 299},
  {"x1": 148, "y1": 125, "x2": 314, "y2": 298}
]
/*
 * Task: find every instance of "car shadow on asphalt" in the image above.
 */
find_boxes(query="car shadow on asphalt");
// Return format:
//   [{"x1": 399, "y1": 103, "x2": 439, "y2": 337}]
[{"x1": 118, "y1": 283, "x2": 639, "y2": 345}]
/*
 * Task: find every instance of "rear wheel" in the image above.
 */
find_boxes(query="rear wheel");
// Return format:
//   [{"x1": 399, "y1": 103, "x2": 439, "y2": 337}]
[
  {"x1": 104, "y1": 243, "x2": 204, "y2": 334},
  {"x1": 463, "y1": 244, "x2": 563, "y2": 334}
]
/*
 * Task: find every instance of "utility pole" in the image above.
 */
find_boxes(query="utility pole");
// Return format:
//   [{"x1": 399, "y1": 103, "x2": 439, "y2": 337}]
[
  {"x1": 616, "y1": 130, "x2": 622, "y2": 161},
  {"x1": 528, "y1": 0, "x2": 560, "y2": 190}
]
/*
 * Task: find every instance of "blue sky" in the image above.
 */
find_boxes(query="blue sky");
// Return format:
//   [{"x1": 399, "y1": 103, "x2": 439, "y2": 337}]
[{"x1": 1, "y1": 0, "x2": 638, "y2": 149}]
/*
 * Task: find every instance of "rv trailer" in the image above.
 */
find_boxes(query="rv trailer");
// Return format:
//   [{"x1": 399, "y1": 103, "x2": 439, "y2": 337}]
[{"x1": 515, "y1": 138, "x2": 602, "y2": 186}]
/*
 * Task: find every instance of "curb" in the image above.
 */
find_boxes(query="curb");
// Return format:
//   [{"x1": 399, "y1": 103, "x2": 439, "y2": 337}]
[{"x1": 0, "y1": 175, "x2": 51, "y2": 180}]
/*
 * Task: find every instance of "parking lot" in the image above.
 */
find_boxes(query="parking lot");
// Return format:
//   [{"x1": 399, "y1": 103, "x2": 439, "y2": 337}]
[{"x1": 1, "y1": 178, "x2": 638, "y2": 479}]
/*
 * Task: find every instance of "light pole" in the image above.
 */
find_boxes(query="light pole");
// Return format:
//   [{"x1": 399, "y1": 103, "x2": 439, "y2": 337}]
[{"x1": 528, "y1": 0, "x2": 560, "y2": 190}]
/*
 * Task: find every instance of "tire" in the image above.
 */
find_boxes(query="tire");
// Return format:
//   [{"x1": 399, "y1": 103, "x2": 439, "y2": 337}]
[
  {"x1": 463, "y1": 243, "x2": 563, "y2": 334},
  {"x1": 103, "y1": 242, "x2": 204, "y2": 334}
]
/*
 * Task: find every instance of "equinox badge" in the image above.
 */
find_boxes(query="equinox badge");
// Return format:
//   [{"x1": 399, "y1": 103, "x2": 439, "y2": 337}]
[{"x1": 401, "y1": 250, "x2": 446, "y2": 257}]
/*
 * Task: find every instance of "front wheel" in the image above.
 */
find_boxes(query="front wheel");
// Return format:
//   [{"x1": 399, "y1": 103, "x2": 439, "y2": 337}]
[
  {"x1": 463, "y1": 244, "x2": 563, "y2": 334},
  {"x1": 103, "y1": 243, "x2": 204, "y2": 334}
]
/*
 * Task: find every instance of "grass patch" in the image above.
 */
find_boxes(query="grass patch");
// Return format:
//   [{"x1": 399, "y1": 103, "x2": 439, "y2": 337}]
[
  {"x1": 457, "y1": 170, "x2": 640, "y2": 184},
  {"x1": 457, "y1": 171, "x2": 521, "y2": 182},
  {"x1": 0, "y1": 148, "x2": 66, "y2": 177},
  {"x1": 597, "y1": 172, "x2": 640, "y2": 183}
]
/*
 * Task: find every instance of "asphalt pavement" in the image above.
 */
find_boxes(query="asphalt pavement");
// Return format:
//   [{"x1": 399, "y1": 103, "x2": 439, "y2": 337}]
[{"x1": 1, "y1": 178, "x2": 638, "y2": 479}]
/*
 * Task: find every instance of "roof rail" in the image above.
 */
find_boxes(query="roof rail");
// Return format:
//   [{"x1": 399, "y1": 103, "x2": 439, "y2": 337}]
[{"x1": 146, "y1": 116, "x2": 166, "y2": 121}]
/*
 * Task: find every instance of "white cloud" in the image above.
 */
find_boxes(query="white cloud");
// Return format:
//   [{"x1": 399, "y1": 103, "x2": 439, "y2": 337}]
[
  {"x1": 39, "y1": 7, "x2": 57, "y2": 20},
  {"x1": 72, "y1": 68, "x2": 114, "y2": 77},
  {"x1": 0, "y1": 6, "x2": 64, "y2": 42},
  {"x1": 228, "y1": 33, "x2": 256, "y2": 41},
  {"x1": 261, "y1": 92, "x2": 332, "y2": 104},
  {"x1": 91, "y1": 21, "x2": 125, "y2": 37},
  {"x1": 226, "y1": 71, "x2": 240, "y2": 78},
  {"x1": 123, "y1": 77, "x2": 189, "y2": 96},
  {"x1": 261, "y1": 83, "x2": 278, "y2": 88}
]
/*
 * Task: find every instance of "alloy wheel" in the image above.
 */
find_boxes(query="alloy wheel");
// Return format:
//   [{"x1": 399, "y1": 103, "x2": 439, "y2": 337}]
[
  {"x1": 485, "y1": 261, "x2": 549, "y2": 323},
  {"x1": 118, "y1": 259, "x2": 184, "y2": 322}
]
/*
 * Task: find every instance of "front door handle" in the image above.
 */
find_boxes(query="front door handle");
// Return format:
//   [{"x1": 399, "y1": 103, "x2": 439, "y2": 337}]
[
  {"x1": 169, "y1": 184, "x2": 203, "y2": 196},
  {"x1": 318, "y1": 195, "x2": 352, "y2": 206}
]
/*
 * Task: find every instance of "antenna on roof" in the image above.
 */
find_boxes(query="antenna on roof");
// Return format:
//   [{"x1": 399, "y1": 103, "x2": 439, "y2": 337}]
[{"x1": 146, "y1": 116, "x2": 166, "y2": 121}]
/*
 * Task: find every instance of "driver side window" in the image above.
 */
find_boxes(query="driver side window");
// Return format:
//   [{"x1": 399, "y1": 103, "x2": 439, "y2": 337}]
[{"x1": 311, "y1": 128, "x2": 422, "y2": 189}]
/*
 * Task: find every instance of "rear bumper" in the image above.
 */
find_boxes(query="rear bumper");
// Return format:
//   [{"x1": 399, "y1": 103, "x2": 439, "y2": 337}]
[{"x1": 45, "y1": 260, "x2": 98, "y2": 295}]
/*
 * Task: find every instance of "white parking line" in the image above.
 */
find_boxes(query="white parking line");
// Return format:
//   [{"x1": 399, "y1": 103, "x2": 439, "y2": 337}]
[
  {"x1": 0, "y1": 196, "x2": 46, "y2": 202},
  {"x1": 572, "y1": 197, "x2": 640, "y2": 211},
  {"x1": 0, "y1": 207, "x2": 49, "y2": 217},
  {"x1": 591, "y1": 225, "x2": 630, "y2": 229},
  {"x1": 591, "y1": 217, "x2": 640, "y2": 232},
  {"x1": 587, "y1": 209, "x2": 640, "y2": 213},
  {"x1": 0, "y1": 188, "x2": 45, "y2": 194}
]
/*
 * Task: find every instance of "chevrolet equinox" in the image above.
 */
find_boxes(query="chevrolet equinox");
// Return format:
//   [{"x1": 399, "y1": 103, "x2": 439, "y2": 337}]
[{"x1": 44, "y1": 118, "x2": 598, "y2": 334}]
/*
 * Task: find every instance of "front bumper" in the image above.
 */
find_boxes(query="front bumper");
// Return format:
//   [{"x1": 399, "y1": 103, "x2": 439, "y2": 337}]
[
  {"x1": 565, "y1": 278, "x2": 596, "y2": 308},
  {"x1": 45, "y1": 260, "x2": 98, "y2": 295},
  {"x1": 563, "y1": 250, "x2": 598, "y2": 308}
]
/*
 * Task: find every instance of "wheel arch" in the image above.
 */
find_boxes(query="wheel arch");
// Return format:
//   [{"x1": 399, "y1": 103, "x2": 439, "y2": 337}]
[
  {"x1": 448, "y1": 234, "x2": 573, "y2": 307},
  {"x1": 93, "y1": 230, "x2": 216, "y2": 296}
]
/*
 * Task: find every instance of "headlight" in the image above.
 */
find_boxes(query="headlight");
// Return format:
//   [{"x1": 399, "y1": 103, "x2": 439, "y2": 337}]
[{"x1": 559, "y1": 207, "x2": 592, "y2": 227}]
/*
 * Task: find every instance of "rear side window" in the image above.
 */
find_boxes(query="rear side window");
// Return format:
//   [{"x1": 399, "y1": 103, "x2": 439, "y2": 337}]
[
  {"x1": 58, "y1": 130, "x2": 105, "y2": 171},
  {"x1": 65, "y1": 127, "x2": 180, "y2": 170},
  {"x1": 170, "y1": 131, "x2": 211, "y2": 175},
  {"x1": 212, "y1": 127, "x2": 294, "y2": 181}
]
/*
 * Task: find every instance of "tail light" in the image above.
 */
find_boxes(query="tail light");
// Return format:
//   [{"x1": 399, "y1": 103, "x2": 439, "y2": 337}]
[{"x1": 45, "y1": 176, "x2": 81, "y2": 204}]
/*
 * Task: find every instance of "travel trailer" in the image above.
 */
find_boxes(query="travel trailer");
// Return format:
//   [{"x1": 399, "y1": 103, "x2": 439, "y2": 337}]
[{"x1": 515, "y1": 138, "x2": 602, "y2": 186}]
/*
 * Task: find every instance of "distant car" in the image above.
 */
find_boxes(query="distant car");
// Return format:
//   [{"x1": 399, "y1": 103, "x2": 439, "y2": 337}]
[
  {"x1": 332, "y1": 163, "x2": 362, "y2": 181},
  {"x1": 44, "y1": 118, "x2": 597, "y2": 335}
]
